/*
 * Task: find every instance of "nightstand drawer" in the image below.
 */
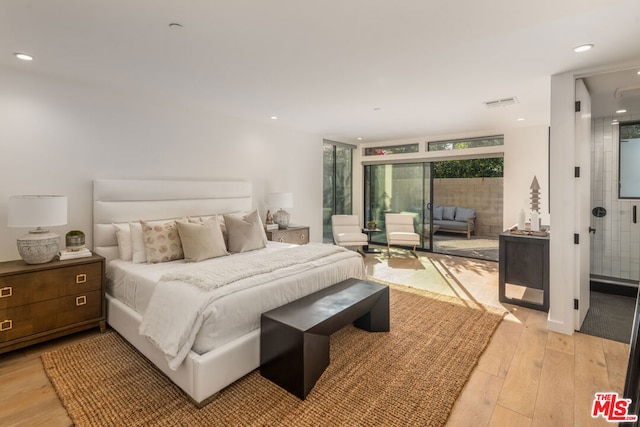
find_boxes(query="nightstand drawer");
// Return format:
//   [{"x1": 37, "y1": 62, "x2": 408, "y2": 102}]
[
  {"x1": 267, "y1": 226, "x2": 310, "y2": 245},
  {"x1": 0, "y1": 262, "x2": 102, "y2": 309},
  {"x1": 0, "y1": 289, "x2": 102, "y2": 342}
]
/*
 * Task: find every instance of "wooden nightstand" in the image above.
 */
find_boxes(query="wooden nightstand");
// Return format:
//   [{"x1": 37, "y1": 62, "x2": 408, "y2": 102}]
[
  {"x1": 0, "y1": 254, "x2": 106, "y2": 354},
  {"x1": 266, "y1": 225, "x2": 310, "y2": 245}
]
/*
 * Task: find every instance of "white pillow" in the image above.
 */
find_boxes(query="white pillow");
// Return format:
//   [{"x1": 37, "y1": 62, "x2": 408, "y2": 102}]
[
  {"x1": 223, "y1": 210, "x2": 267, "y2": 253},
  {"x1": 176, "y1": 217, "x2": 228, "y2": 262},
  {"x1": 112, "y1": 223, "x2": 132, "y2": 261},
  {"x1": 129, "y1": 221, "x2": 147, "y2": 263}
]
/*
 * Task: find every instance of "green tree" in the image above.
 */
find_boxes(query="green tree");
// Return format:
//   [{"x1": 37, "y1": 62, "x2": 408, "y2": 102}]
[{"x1": 433, "y1": 158, "x2": 503, "y2": 178}]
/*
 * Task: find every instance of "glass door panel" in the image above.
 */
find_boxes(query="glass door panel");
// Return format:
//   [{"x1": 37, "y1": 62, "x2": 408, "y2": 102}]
[
  {"x1": 364, "y1": 162, "x2": 432, "y2": 249},
  {"x1": 423, "y1": 163, "x2": 432, "y2": 251},
  {"x1": 323, "y1": 142, "x2": 353, "y2": 243}
]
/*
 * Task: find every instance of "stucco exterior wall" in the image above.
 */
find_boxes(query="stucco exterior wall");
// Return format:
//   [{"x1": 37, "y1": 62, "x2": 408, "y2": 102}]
[{"x1": 433, "y1": 177, "x2": 503, "y2": 237}]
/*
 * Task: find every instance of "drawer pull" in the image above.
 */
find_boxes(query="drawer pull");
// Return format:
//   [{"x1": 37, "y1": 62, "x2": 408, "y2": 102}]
[
  {"x1": 278, "y1": 237, "x2": 284, "y2": 243},
  {"x1": 0, "y1": 286, "x2": 12, "y2": 298},
  {"x1": 0, "y1": 319, "x2": 12, "y2": 332},
  {"x1": 300, "y1": 234, "x2": 305, "y2": 241},
  {"x1": 76, "y1": 296, "x2": 87, "y2": 306},
  {"x1": 76, "y1": 274, "x2": 87, "y2": 284}
]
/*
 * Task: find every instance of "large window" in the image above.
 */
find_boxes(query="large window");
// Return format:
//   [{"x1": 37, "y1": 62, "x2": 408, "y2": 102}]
[
  {"x1": 428, "y1": 135, "x2": 504, "y2": 152},
  {"x1": 619, "y1": 121, "x2": 640, "y2": 199},
  {"x1": 364, "y1": 143, "x2": 419, "y2": 156},
  {"x1": 323, "y1": 141, "x2": 354, "y2": 242}
]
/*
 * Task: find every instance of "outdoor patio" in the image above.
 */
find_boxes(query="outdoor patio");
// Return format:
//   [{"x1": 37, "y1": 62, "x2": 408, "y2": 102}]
[{"x1": 432, "y1": 233, "x2": 498, "y2": 262}]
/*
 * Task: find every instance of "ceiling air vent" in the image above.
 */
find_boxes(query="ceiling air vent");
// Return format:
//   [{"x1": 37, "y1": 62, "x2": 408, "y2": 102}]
[
  {"x1": 483, "y1": 97, "x2": 519, "y2": 108},
  {"x1": 615, "y1": 85, "x2": 640, "y2": 98}
]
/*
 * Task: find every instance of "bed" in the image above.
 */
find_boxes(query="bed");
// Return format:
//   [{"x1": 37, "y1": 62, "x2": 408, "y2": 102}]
[{"x1": 93, "y1": 178, "x2": 365, "y2": 405}]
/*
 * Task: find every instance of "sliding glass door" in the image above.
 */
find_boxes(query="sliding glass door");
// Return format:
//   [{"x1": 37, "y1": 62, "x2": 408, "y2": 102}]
[
  {"x1": 364, "y1": 162, "x2": 432, "y2": 250},
  {"x1": 323, "y1": 141, "x2": 354, "y2": 243}
]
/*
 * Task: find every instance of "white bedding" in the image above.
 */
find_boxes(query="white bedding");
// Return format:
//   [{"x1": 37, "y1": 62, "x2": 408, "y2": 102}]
[{"x1": 106, "y1": 242, "x2": 364, "y2": 369}]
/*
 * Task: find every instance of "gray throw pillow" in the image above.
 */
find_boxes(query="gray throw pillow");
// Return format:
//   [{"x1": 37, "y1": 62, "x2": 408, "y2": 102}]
[
  {"x1": 443, "y1": 206, "x2": 457, "y2": 221},
  {"x1": 176, "y1": 217, "x2": 228, "y2": 262},
  {"x1": 455, "y1": 207, "x2": 476, "y2": 222},
  {"x1": 433, "y1": 205, "x2": 443, "y2": 220},
  {"x1": 223, "y1": 210, "x2": 267, "y2": 253}
]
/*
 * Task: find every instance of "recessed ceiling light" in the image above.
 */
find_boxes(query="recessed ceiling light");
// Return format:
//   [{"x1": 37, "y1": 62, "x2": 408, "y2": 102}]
[
  {"x1": 637, "y1": 70, "x2": 640, "y2": 75},
  {"x1": 573, "y1": 44, "x2": 594, "y2": 53},
  {"x1": 612, "y1": 121, "x2": 619, "y2": 125},
  {"x1": 270, "y1": 116, "x2": 278, "y2": 120},
  {"x1": 517, "y1": 117, "x2": 526, "y2": 122},
  {"x1": 357, "y1": 137, "x2": 363, "y2": 141},
  {"x1": 616, "y1": 109, "x2": 627, "y2": 114},
  {"x1": 14, "y1": 53, "x2": 33, "y2": 61}
]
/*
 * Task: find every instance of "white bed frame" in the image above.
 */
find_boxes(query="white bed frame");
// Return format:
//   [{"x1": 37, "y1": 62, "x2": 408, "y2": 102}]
[{"x1": 93, "y1": 178, "x2": 260, "y2": 406}]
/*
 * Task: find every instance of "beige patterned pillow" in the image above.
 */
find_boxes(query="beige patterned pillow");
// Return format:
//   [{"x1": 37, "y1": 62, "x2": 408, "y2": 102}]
[
  {"x1": 223, "y1": 210, "x2": 267, "y2": 253},
  {"x1": 140, "y1": 219, "x2": 185, "y2": 263},
  {"x1": 176, "y1": 217, "x2": 228, "y2": 262}
]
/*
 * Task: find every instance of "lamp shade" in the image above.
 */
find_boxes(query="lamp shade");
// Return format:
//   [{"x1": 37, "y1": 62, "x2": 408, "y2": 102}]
[
  {"x1": 268, "y1": 192, "x2": 293, "y2": 209},
  {"x1": 8, "y1": 195, "x2": 67, "y2": 228}
]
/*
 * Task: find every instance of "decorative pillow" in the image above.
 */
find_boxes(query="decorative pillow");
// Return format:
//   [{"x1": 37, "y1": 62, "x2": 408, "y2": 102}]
[
  {"x1": 443, "y1": 206, "x2": 457, "y2": 221},
  {"x1": 112, "y1": 223, "x2": 132, "y2": 261},
  {"x1": 176, "y1": 217, "x2": 228, "y2": 262},
  {"x1": 140, "y1": 219, "x2": 185, "y2": 263},
  {"x1": 223, "y1": 210, "x2": 267, "y2": 253},
  {"x1": 433, "y1": 205, "x2": 443, "y2": 221},
  {"x1": 129, "y1": 221, "x2": 147, "y2": 263},
  {"x1": 455, "y1": 207, "x2": 476, "y2": 222}
]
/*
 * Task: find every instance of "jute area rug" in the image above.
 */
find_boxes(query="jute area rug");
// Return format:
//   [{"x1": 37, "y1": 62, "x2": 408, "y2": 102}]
[{"x1": 42, "y1": 282, "x2": 505, "y2": 426}]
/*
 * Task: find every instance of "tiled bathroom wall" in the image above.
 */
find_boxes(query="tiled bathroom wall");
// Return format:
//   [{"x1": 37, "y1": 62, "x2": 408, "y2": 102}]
[{"x1": 590, "y1": 115, "x2": 640, "y2": 282}]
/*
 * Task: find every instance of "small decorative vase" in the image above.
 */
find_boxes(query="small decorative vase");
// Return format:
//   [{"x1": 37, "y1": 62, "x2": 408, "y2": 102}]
[{"x1": 66, "y1": 230, "x2": 86, "y2": 251}]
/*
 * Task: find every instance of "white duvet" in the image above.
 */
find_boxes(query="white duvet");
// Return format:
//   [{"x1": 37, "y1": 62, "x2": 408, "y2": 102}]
[{"x1": 106, "y1": 243, "x2": 364, "y2": 370}]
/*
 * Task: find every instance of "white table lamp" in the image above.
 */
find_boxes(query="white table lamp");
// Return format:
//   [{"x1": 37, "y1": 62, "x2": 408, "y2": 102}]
[
  {"x1": 8, "y1": 195, "x2": 68, "y2": 264},
  {"x1": 268, "y1": 192, "x2": 293, "y2": 229}
]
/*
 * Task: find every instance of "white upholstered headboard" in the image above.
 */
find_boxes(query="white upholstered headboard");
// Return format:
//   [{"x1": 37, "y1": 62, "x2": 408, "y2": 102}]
[{"x1": 93, "y1": 178, "x2": 252, "y2": 263}]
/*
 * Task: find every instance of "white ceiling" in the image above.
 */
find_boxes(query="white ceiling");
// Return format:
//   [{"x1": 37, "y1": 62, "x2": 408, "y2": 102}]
[{"x1": 1, "y1": 1, "x2": 639, "y2": 143}]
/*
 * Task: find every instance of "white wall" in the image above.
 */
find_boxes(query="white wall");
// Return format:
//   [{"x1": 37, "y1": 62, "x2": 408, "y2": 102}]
[
  {"x1": 548, "y1": 72, "x2": 577, "y2": 335},
  {"x1": 0, "y1": 67, "x2": 324, "y2": 262},
  {"x1": 353, "y1": 125, "x2": 549, "y2": 231}
]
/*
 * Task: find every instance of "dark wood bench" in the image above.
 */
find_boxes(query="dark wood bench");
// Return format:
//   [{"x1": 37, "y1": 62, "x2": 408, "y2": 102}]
[{"x1": 259, "y1": 278, "x2": 390, "y2": 399}]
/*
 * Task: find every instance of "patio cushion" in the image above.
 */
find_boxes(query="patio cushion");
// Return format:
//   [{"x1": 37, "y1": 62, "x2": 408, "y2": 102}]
[
  {"x1": 433, "y1": 220, "x2": 468, "y2": 231},
  {"x1": 443, "y1": 206, "x2": 456, "y2": 221},
  {"x1": 433, "y1": 205, "x2": 443, "y2": 220},
  {"x1": 455, "y1": 207, "x2": 476, "y2": 222}
]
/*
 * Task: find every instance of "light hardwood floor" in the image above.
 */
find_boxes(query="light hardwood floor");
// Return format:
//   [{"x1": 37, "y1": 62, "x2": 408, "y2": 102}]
[
  {"x1": 0, "y1": 248, "x2": 630, "y2": 426},
  {"x1": 365, "y1": 247, "x2": 629, "y2": 427}
]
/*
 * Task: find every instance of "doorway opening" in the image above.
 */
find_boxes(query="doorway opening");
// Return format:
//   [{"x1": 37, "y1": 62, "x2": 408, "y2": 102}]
[{"x1": 581, "y1": 118, "x2": 640, "y2": 343}]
